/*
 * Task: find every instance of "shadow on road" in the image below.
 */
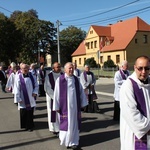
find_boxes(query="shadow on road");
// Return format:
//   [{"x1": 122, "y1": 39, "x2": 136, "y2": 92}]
[
  {"x1": 81, "y1": 119, "x2": 118, "y2": 133},
  {"x1": 80, "y1": 129, "x2": 119, "y2": 147},
  {"x1": 34, "y1": 113, "x2": 47, "y2": 119},
  {"x1": 0, "y1": 136, "x2": 57, "y2": 150}
]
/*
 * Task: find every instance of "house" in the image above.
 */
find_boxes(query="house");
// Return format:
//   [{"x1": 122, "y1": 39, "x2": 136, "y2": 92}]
[{"x1": 72, "y1": 16, "x2": 150, "y2": 69}]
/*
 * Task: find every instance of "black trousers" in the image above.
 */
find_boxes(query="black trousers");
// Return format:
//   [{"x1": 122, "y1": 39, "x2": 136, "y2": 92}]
[
  {"x1": 20, "y1": 107, "x2": 34, "y2": 129},
  {"x1": 1, "y1": 81, "x2": 6, "y2": 92},
  {"x1": 39, "y1": 84, "x2": 45, "y2": 96},
  {"x1": 113, "y1": 101, "x2": 120, "y2": 121},
  {"x1": 84, "y1": 95, "x2": 94, "y2": 113}
]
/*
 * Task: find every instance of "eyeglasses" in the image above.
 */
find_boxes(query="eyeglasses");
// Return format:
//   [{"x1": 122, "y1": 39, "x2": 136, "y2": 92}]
[{"x1": 136, "y1": 66, "x2": 150, "y2": 71}]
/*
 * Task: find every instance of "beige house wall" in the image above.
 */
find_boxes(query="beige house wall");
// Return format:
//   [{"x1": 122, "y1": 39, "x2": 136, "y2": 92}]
[
  {"x1": 84, "y1": 26, "x2": 101, "y2": 64},
  {"x1": 100, "y1": 50, "x2": 126, "y2": 67},
  {"x1": 72, "y1": 29, "x2": 150, "y2": 70},
  {"x1": 126, "y1": 32, "x2": 150, "y2": 68},
  {"x1": 72, "y1": 55, "x2": 86, "y2": 68},
  {"x1": 46, "y1": 54, "x2": 52, "y2": 67}
]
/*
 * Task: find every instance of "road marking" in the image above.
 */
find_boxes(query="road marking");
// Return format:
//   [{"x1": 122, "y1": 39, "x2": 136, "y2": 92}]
[{"x1": 96, "y1": 91, "x2": 113, "y2": 97}]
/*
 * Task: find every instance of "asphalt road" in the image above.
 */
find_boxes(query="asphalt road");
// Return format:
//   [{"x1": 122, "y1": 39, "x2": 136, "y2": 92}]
[{"x1": 0, "y1": 78, "x2": 120, "y2": 150}]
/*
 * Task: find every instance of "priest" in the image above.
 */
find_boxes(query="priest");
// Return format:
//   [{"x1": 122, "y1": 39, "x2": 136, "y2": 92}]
[
  {"x1": 120, "y1": 56, "x2": 150, "y2": 150},
  {"x1": 53, "y1": 62, "x2": 88, "y2": 150},
  {"x1": 15, "y1": 63, "x2": 39, "y2": 132}
]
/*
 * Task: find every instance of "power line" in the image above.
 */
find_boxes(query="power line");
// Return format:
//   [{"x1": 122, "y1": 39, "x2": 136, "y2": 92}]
[
  {"x1": 0, "y1": 6, "x2": 12, "y2": 13},
  {"x1": 62, "y1": 6, "x2": 150, "y2": 27},
  {"x1": 61, "y1": 0, "x2": 140, "y2": 22}
]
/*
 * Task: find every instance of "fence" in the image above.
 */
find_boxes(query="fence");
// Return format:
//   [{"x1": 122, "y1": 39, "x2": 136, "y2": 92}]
[{"x1": 80, "y1": 67, "x2": 118, "y2": 79}]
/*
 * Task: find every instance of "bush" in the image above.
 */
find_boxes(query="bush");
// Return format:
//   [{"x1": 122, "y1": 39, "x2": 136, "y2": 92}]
[
  {"x1": 103, "y1": 59, "x2": 116, "y2": 68},
  {"x1": 84, "y1": 57, "x2": 98, "y2": 68}
]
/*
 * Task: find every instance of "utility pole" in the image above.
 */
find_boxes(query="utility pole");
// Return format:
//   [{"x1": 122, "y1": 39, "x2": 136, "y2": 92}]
[{"x1": 56, "y1": 20, "x2": 62, "y2": 63}]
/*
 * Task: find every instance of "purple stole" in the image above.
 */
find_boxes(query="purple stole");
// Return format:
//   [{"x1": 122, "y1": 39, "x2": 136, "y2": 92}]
[
  {"x1": 130, "y1": 78, "x2": 147, "y2": 150},
  {"x1": 19, "y1": 74, "x2": 31, "y2": 110},
  {"x1": 119, "y1": 70, "x2": 129, "y2": 80},
  {"x1": 59, "y1": 74, "x2": 81, "y2": 131},
  {"x1": 48, "y1": 72, "x2": 57, "y2": 123},
  {"x1": 39, "y1": 69, "x2": 45, "y2": 84},
  {"x1": 29, "y1": 72, "x2": 37, "y2": 100},
  {"x1": 9, "y1": 69, "x2": 13, "y2": 76},
  {"x1": 83, "y1": 71, "x2": 97, "y2": 100},
  {"x1": 17, "y1": 70, "x2": 21, "y2": 74}
]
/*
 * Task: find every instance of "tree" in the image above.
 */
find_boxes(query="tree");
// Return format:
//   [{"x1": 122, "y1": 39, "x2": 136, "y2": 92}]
[
  {"x1": 10, "y1": 10, "x2": 56, "y2": 64},
  {"x1": 59, "y1": 26, "x2": 86, "y2": 65},
  {"x1": 84, "y1": 57, "x2": 97, "y2": 68},
  {"x1": 0, "y1": 13, "x2": 23, "y2": 65},
  {"x1": 103, "y1": 59, "x2": 116, "y2": 68}
]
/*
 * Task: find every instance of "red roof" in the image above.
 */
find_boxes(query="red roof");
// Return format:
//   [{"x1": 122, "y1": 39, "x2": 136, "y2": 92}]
[
  {"x1": 72, "y1": 40, "x2": 86, "y2": 56},
  {"x1": 103, "y1": 17, "x2": 150, "y2": 51},
  {"x1": 72, "y1": 17, "x2": 150, "y2": 56}
]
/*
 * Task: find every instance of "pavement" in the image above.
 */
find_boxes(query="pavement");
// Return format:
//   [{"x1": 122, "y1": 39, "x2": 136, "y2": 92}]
[{"x1": 0, "y1": 78, "x2": 120, "y2": 150}]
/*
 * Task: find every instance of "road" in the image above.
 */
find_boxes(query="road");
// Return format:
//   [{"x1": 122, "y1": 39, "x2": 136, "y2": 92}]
[{"x1": 0, "y1": 78, "x2": 120, "y2": 150}]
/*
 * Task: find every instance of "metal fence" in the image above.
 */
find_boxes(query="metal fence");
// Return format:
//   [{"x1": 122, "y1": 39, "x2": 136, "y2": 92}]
[{"x1": 80, "y1": 67, "x2": 118, "y2": 79}]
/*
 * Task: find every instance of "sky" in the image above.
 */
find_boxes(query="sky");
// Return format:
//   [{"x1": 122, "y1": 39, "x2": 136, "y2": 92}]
[{"x1": 0, "y1": 0, "x2": 150, "y2": 32}]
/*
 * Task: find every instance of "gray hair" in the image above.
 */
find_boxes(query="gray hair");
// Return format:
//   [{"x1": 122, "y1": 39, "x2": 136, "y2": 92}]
[
  {"x1": 121, "y1": 60, "x2": 128, "y2": 66},
  {"x1": 64, "y1": 62, "x2": 73, "y2": 69}
]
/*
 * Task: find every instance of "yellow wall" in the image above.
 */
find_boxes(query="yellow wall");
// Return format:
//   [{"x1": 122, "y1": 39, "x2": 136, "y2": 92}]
[
  {"x1": 100, "y1": 50, "x2": 126, "y2": 66},
  {"x1": 126, "y1": 32, "x2": 150, "y2": 68},
  {"x1": 72, "y1": 28, "x2": 150, "y2": 70},
  {"x1": 72, "y1": 55, "x2": 86, "y2": 68}
]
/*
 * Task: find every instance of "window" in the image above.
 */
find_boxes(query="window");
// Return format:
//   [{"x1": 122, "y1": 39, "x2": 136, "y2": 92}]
[
  {"x1": 94, "y1": 41, "x2": 97, "y2": 48},
  {"x1": 90, "y1": 30, "x2": 93, "y2": 34},
  {"x1": 107, "y1": 55, "x2": 111, "y2": 60},
  {"x1": 84, "y1": 58, "x2": 86, "y2": 63},
  {"x1": 135, "y1": 38, "x2": 137, "y2": 43},
  {"x1": 143, "y1": 35, "x2": 148, "y2": 43},
  {"x1": 86, "y1": 42, "x2": 90, "y2": 49},
  {"x1": 75, "y1": 60, "x2": 77, "y2": 64},
  {"x1": 91, "y1": 41, "x2": 93, "y2": 49},
  {"x1": 116, "y1": 55, "x2": 120, "y2": 64},
  {"x1": 100, "y1": 56, "x2": 103, "y2": 63},
  {"x1": 79, "y1": 58, "x2": 81, "y2": 65}
]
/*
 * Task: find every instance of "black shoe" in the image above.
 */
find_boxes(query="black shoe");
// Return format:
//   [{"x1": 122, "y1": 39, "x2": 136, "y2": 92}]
[
  {"x1": 55, "y1": 132, "x2": 59, "y2": 137},
  {"x1": 53, "y1": 132, "x2": 59, "y2": 137},
  {"x1": 96, "y1": 109, "x2": 101, "y2": 113},
  {"x1": 28, "y1": 128, "x2": 33, "y2": 132},
  {"x1": 67, "y1": 146, "x2": 71, "y2": 149},
  {"x1": 24, "y1": 128, "x2": 28, "y2": 131},
  {"x1": 71, "y1": 145, "x2": 78, "y2": 150}
]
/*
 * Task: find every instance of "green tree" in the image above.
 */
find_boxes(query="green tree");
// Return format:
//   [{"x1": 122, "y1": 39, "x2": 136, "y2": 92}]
[
  {"x1": 11, "y1": 10, "x2": 56, "y2": 64},
  {"x1": 103, "y1": 59, "x2": 116, "y2": 68},
  {"x1": 59, "y1": 26, "x2": 86, "y2": 65},
  {"x1": 84, "y1": 57, "x2": 97, "y2": 68},
  {"x1": 0, "y1": 13, "x2": 23, "y2": 65}
]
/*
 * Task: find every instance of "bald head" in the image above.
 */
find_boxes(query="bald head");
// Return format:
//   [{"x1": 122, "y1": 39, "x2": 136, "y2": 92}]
[{"x1": 134, "y1": 56, "x2": 150, "y2": 81}]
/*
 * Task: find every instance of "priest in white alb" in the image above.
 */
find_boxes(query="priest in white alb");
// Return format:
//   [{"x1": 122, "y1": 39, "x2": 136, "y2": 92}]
[
  {"x1": 53, "y1": 62, "x2": 88, "y2": 150},
  {"x1": 120, "y1": 56, "x2": 150, "y2": 150},
  {"x1": 44, "y1": 62, "x2": 62, "y2": 137}
]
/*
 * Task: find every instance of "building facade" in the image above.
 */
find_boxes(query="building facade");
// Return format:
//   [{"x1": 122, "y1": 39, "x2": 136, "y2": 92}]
[{"x1": 72, "y1": 17, "x2": 150, "y2": 69}]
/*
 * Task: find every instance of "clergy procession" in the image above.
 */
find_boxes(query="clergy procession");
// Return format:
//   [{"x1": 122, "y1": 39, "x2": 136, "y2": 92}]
[{"x1": 1, "y1": 55, "x2": 150, "y2": 150}]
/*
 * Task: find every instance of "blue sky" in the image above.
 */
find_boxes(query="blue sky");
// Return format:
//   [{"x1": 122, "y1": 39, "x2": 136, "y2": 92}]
[{"x1": 0, "y1": 0, "x2": 150, "y2": 32}]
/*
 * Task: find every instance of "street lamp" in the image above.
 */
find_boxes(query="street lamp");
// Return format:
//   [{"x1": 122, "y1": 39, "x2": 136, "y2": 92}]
[
  {"x1": 38, "y1": 47, "x2": 40, "y2": 67},
  {"x1": 56, "y1": 20, "x2": 62, "y2": 63}
]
